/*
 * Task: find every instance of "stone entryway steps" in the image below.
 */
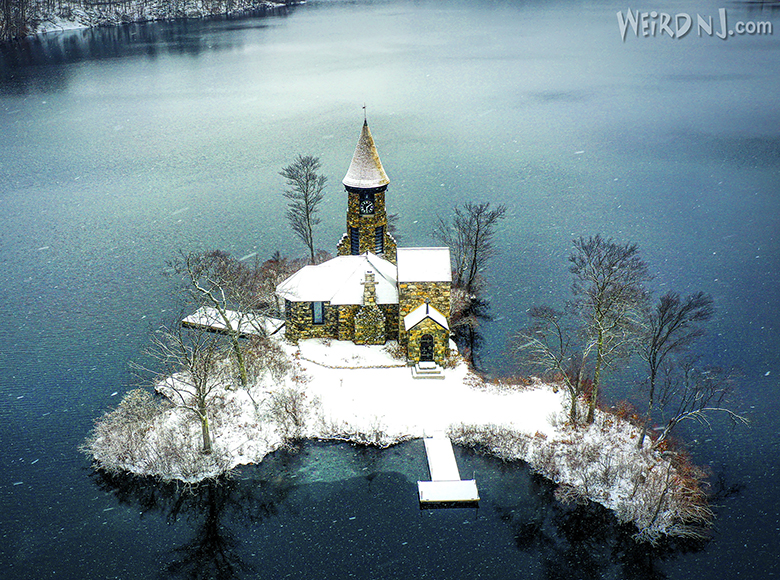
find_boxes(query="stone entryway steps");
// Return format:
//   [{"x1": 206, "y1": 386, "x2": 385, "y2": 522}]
[
  {"x1": 411, "y1": 361, "x2": 444, "y2": 379},
  {"x1": 417, "y1": 432, "x2": 480, "y2": 506}
]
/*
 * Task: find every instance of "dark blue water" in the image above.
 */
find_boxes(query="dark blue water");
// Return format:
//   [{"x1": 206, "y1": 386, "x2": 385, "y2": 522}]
[{"x1": 1, "y1": 0, "x2": 778, "y2": 577}]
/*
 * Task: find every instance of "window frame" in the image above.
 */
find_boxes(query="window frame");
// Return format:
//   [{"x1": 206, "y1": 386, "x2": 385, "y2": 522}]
[
  {"x1": 350, "y1": 227, "x2": 360, "y2": 255},
  {"x1": 312, "y1": 301, "x2": 324, "y2": 325}
]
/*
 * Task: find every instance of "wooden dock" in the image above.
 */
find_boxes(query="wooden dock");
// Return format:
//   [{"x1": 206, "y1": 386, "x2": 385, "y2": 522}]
[{"x1": 417, "y1": 433, "x2": 479, "y2": 507}]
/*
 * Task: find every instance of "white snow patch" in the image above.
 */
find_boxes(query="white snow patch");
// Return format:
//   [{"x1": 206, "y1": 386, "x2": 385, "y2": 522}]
[{"x1": 90, "y1": 337, "x2": 699, "y2": 541}]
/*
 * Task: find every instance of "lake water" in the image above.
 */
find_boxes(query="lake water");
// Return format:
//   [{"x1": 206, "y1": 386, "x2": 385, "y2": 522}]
[{"x1": 0, "y1": 0, "x2": 778, "y2": 577}]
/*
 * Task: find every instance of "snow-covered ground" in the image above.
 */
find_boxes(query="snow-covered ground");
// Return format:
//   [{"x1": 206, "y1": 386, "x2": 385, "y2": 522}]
[
  {"x1": 88, "y1": 337, "x2": 709, "y2": 542},
  {"x1": 296, "y1": 342, "x2": 562, "y2": 438}
]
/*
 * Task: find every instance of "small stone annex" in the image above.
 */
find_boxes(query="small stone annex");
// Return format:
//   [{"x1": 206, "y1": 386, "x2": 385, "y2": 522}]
[{"x1": 276, "y1": 118, "x2": 453, "y2": 366}]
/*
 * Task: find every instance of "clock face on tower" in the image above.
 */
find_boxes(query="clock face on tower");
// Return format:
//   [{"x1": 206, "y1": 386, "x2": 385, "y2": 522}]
[{"x1": 359, "y1": 192, "x2": 375, "y2": 215}]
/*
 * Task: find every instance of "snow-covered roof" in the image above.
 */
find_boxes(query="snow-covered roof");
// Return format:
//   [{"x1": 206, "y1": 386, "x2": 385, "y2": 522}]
[
  {"x1": 182, "y1": 307, "x2": 284, "y2": 336},
  {"x1": 397, "y1": 247, "x2": 452, "y2": 282},
  {"x1": 342, "y1": 120, "x2": 390, "y2": 189},
  {"x1": 276, "y1": 253, "x2": 398, "y2": 305},
  {"x1": 404, "y1": 302, "x2": 449, "y2": 331}
]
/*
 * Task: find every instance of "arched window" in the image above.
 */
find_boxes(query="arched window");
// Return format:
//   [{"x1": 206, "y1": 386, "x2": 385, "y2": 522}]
[{"x1": 419, "y1": 334, "x2": 434, "y2": 362}]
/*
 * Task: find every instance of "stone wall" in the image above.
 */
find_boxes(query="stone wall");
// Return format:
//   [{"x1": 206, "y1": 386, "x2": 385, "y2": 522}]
[
  {"x1": 335, "y1": 186, "x2": 397, "y2": 263},
  {"x1": 284, "y1": 300, "x2": 339, "y2": 341},
  {"x1": 407, "y1": 318, "x2": 450, "y2": 364},
  {"x1": 337, "y1": 305, "x2": 358, "y2": 341},
  {"x1": 398, "y1": 281, "x2": 451, "y2": 345},
  {"x1": 382, "y1": 303, "x2": 400, "y2": 337},
  {"x1": 335, "y1": 303, "x2": 398, "y2": 343},
  {"x1": 353, "y1": 304, "x2": 386, "y2": 344}
]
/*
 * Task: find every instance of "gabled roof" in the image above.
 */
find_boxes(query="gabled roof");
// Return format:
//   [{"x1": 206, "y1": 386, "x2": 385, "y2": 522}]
[
  {"x1": 404, "y1": 302, "x2": 449, "y2": 331},
  {"x1": 276, "y1": 253, "x2": 398, "y2": 305},
  {"x1": 342, "y1": 120, "x2": 390, "y2": 189},
  {"x1": 397, "y1": 247, "x2": 452, "y2": 283}
]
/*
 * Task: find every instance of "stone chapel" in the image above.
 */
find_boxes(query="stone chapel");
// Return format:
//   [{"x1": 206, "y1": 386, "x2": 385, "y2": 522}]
[{"x1": 275, "y1": 119, "x2": 453, "y2": 366}]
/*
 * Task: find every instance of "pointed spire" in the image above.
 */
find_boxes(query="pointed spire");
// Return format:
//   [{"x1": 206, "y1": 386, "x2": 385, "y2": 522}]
[{"x1": 342, "y1": 116, "x2": 390, "y2": 189}]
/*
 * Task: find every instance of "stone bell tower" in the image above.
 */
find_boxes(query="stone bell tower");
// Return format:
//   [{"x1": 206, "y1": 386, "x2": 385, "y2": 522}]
[{"x1": 336, "y1": 117, "x2": 397, "y2": 264}]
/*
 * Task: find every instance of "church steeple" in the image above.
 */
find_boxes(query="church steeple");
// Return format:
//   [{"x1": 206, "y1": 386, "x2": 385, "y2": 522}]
[
  {"x1": 336, "y1": 117, "x2": 397, "y2": 264},
  {"x1": 342, "y1": 120, "x2": 390, "y2": 189}
]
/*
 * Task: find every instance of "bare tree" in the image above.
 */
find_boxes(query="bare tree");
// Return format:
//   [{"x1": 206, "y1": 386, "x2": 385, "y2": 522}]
[
  {"x1": 435, "y1": 202, "x2": 506, "y2": 293},
  {"x1": 569, "y1": 235, "x2": 651, "y2": 424},
  {"x1": 637, "y1": 291, "x2": 715, "y2": 448},
  {"x1": 652, "y1": 360, "x2": 747, "y2": 449},
  {"x1": 257, "y1": 251, "x2": 306, "y2": 316},
  {"x1": 512, "y1": 306, "x2": 591, "y2": 425},
  {"x1": 171, "y1": 250, "x2": 267, "y2": 389},
  {"x1": 280, "y1": 155, "x2": 326, "y2": 264},
  {"x1": 135, "y1": 323, "x2": 225, "y2": 454},
  {"x1": 1, "y1": 0, "x2": 27, "y2": 41}
]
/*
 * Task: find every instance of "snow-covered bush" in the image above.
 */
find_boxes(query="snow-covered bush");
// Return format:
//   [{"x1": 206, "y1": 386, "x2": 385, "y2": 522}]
[{"x1": 83, "y1": 388, "x2": 235, "y2": 482}]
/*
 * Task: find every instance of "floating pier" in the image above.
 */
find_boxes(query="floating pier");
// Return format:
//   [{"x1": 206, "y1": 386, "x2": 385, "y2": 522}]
[{"x1": 417, "y1": 432, "x2": 479, "y2": 507}]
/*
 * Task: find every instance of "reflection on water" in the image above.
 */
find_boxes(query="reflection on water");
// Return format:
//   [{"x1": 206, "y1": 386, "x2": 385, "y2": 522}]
[
  {"x1": 91, "y1": 441, "x2": 703, "y2": 580},
  {"x1": 0, "y1": 1, "x2": 777, "y2": 578},
  {"x1": 0, "y1": 6, "x2": 293, "y2": 95}
]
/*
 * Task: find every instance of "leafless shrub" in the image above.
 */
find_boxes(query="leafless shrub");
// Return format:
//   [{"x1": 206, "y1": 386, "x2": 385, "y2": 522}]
[
  {"x1": 597, "y1": 452, "x2": 616, "y2": 486},
  {"x1": 268, "y1": 387, "x2": 308, "y2": 445},
  {"x1": 448, "y1": 423, "x2": 531, "y2": 462},
  {"x1": 580, "y1": 441, "x2": 600, "y2": 464},
  {"x1": 440, "y1": 350, "x2": 462, "y2": 369},
  {"x1": 245, "y1": 335, "x2": 291, "y2": 384},
  {"x1": 382, "y1": 341, "x2": 407, "y2": 360},
  {"x1": 561, "y1": 445, "x2": 584, "y2": 473},
  {"x1": 555, "y1": 483, "x2": 589, "y2": 506},
  {"x1": 486, "y1": 375, "x2": 535, "y2": 393},
  {"x1": 319, "y1": 417, "x2": 409, "y2": 448},
  {"x1": 530, "y1": 443, "x2": 559, "y2": 480},
  {"x1": 463, "y1": 372, "x2": 486, "y2": 390},
  {"x1": 82, "y1": 389, "x2": 168, "y2": 474}
]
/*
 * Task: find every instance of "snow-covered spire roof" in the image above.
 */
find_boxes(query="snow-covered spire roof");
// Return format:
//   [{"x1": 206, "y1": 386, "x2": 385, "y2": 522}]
[{"x1": 342, "y1": 120, "x2": 390, "y2": 189}]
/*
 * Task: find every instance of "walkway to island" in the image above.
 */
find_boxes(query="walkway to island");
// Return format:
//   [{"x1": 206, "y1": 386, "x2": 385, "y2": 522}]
[{"x1": 417, "y1": 432, "x2": 479, "y2": 507}]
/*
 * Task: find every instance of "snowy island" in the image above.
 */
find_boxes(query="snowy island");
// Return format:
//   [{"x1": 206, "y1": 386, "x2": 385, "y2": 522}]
[
  {"x1": 86, "y1": 336, "x2": 708, "y2": 543},
  {"x1": 85, "y1": 118, "x2": 714, "y2": 544}
]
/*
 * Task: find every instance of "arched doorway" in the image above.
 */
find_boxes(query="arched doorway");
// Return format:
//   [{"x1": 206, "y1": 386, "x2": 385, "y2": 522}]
[{"x1": 419, "y1": 334, "x2": 434, "y2": 362}]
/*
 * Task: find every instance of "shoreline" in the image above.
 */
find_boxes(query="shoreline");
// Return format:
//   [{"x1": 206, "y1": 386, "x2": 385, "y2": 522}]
[
  {"x1": 84, "y1": 338, "x2": 712, "y2": 543},
  {"x1": 3, "y1": 0, "x2": 297, "y2": 42}
]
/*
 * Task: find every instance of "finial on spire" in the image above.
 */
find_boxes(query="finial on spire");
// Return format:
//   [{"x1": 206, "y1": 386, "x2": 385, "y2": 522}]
[{"x1": 363, "y1": 103, "x2": 367, "y2": 124}]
